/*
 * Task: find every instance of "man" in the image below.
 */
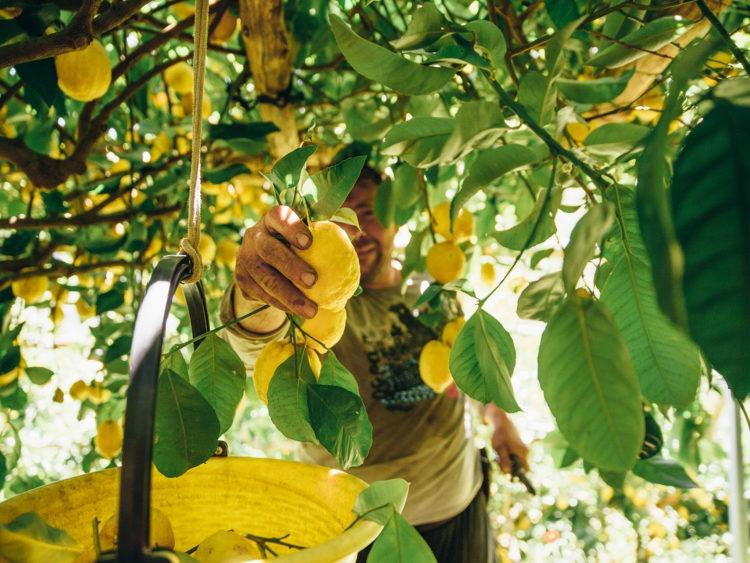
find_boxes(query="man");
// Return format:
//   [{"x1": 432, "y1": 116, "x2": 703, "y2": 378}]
[{"x1": 221, "y1": 166, "x2": 529, "y2": 562}]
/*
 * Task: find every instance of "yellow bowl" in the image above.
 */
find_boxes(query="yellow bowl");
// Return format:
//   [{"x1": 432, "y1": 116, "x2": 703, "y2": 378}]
[{"x1": 0, "y1": 457, "x2": 382, "y2": 562}]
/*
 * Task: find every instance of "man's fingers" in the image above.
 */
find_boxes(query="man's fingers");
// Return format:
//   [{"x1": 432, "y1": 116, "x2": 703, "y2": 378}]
[
  {"x1": 496, "y1": 446, "x2": 512, "y2": 475},
  {"x1": 253, "y1": 231, "x2": 317, "y2": 289},
  {"x1": 263, "y1": 206, "x2": 313, "y2": 250},
  {"x1": 235, "y1": 262, "x2": 288, "y2": 313},
  {"x1": 253, "y1": 261, "x2": 317, "y2": 319}
]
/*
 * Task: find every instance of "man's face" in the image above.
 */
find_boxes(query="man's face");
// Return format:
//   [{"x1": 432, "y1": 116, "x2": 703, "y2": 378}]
[{"x1": 342, "y1": 178, "x2": 396, "y2": 283}]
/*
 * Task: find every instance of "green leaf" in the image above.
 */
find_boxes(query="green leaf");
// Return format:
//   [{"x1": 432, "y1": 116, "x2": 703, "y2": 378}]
[
  {"x1": 466, "y1": 20, "x2": 506, "y2": 71},
  {"x1": 318, "y1": 353, "x2": 359, "y2": 395},
  {"x1": 103, "y1": 334, "x2": 132, "y2": 364},
  {"x1": 95, "y1": 286, "x2": 125, "y2": 315},
  {"x1": 308, "y1": 383, "x2": 373, "y2": 469},
  {"x1": 154, "y1": 369, "x2": 220, "y2": 478},
  {"x1": 518, "y1": 71, "x2": 555, "y2": 125},
  {"x1": 0, "y1": 512, "x2": 82, "y2": 563},
  {"x1": 538, "y1": 295, "x2": 644, "y2": 471},
  {"x1": 15, "y1": 59, "x2": 64, "y2": 115},
  {"x1": 382, "y1": 117, "x2": 454, "y2": 168},
  {"x1": 267, "y1": 145, "x2": 318, "y2": 192},
  {"x1": 267, "y1": 352, "x2": 319, "y2": 443},
  {"x1": 633, "y1": 456, "x2": 699, "y2": 488},
  {"x1": 209, "y1": 121, "x2": 278, "y2": 141},
  {"x1": 583, "y1": 123, "x2": 651, "y2": 156},
  {"x1": 562, "y1": 202, "x2": 615, "y2": 293},
  {"x1": 671, "y1": 102, "x2": 750, "y2": 399},
  {"x1": 204, "y1": 163, "x2": 251, "y2": 184},
  {"x1": 452, "y1": 144, "x2": 546, "y2": 221},
  {"x1": 367, "y1": 512, "x2": 437, "y2": 563},
  {"x1": 374, "y1": 178, "x2": 395, "y2": 228},
  {"x1": 354, "y1": 479, "x2": 409, "y2": 525},
  {"x1": 439, "y1": 101, "x2": 506, "y2": 163},
  {"x1": 163, "y1": 349, "x2": 189, "y2": 380},
  {"x1": 599, "y1": 469, "x2": 626, "y2": 490},
  {"x1": 188, "y1": 334, "x2": 245, "y2": 433},
  {"x1": 517, "y1": 273, "x2": 565, "y2": 321},
  {"x1": 494, "y1": 186, "x2": 562, "y2": 251},
  {"x1": 24, "y1": 367, "x2": 53, "y2": 385},
  {"x1": 587, "y1": 17, "x2": 682, "y2": 69},
  {"x1": 311, "y1": 155, "x2": 367, "y2": 219},
  {"x1": 449, "y1": 309, "x2": 519, "y2": 412},
  {"x1": 390, "y1": 3, "x2": 449, "y2": 50},
  {"x1": 601, "y1": 190, "x2": 701, "y2": 408},
  {"x1": 330, "y1": 15, "x2": 455, "y2": 95},
  {"x1": 0, "y1": 452, "x2": 6, "y2": 487},
  {"x1": 557, "y1": 71, "x2": 633, "y2": 104},
  {"x1": 392, "y1": 163, "x2": 420, "y2": 209}
]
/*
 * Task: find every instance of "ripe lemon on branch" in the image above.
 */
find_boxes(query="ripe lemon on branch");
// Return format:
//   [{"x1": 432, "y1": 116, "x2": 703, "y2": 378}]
[
  {"x1": 164, "y1": 61, "x2": 194, "y2": 94},
  {"x1": 419, "y1": 340, "x2": 453, "y2": 393},
  {"x1": 292, "y1": 221, "x2": 360, "y2": 311},
  {"x1": 254, "y1": 342, "x2": 320, "y2": 404},
  {"x1": 426, "y1": 242, "x2": 465, "y2": 284},
  {"x1": 11, "y1": 275, "x2": 49, "y2": 303},
  {"x1": 55, "y1": 40, "x2": 111, "y2": 102},
  {"x1": 94, "y1": 420, "x2": 123, "y2": 459},
  {"x1": 297, "y1": 307, "x2": 347, "y2": 353},
  {"x1": 441, "y1": 318, "x2": 465, "y2": 347},
  {"x1": 430, "y1": 202, "x2": 474, "y2": 243}
]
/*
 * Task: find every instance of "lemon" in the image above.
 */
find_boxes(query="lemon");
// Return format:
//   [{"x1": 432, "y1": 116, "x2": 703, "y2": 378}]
[
  {"x1": 180, "y1": 90, "x2": 212, "y2": 119},
  {"x1": 55, "y1": 40, "x2": 111, "y2": 102},
  {"x1": 95, "y1": 420, "x2": 123, "y2": 459},
  {"x1": 292, "y1": 221, "x2": 360, "y2": 311},
  {"x1": 76, "y1": 297, "x2": 96, "y2": 319},
  {"x1": 441, "y1": 318, "x2": 465, "y2": 347},
  {"x1": 254, "y1": 342, "x2": 321, "y2": 404},
  {"x1": 193, "y1": 530, "x2": 261, "y2": 563},
  {"x1": 199, "y1": 234, "x2": 217, "y2": 263},
  {"x1": 0, "y1": 366, "x2": 20, "y2": 387},
  {"x1": 426, "y1": 242, "x2": 465, "y2": 285},
  {"x1": 430, "y1": 202, "x2": 474, "y2": 242},
  {"x1": 0, "y1": 8, "x2": 22, "y2": 18},
  {"x1": 172, "y1": 2, "x2": 194, "y2": 19},
  {"x1": 87, "y1": 382, "x2": 112, "y2": 404},
  {"x1": 12, "y1": 275, "x2": 49, "y2": 303},
  {"x1": 211, "y1": 10, "x2": 238, "y2": 43},
  {"x1": 297, "y1": 307, "x2": 347, "y2": 353},
  {"x1": 480, "y1": 260, "x2": 496, "y2": 285},
  {"x1": 215, "y1": 239, "x2": 239, "y2": 268},
  {"x1": 419, "y1": 340, "x2": 453, "y2": 393},
  {"x1": 69, "y1": 379, "x2": 89, "y2": 401},
  {"x1": 164, "y1": 62, "x2": 194, "y2": 94},
  {"x1": 565, "y1": 121, "x2": 589, "y2": 144},
  {"x1": 150, "y1": 132, "x2": 171, "y2": 161},
  {"x1": 100, "y1": 507, "x2": 175, "y2": 551}
]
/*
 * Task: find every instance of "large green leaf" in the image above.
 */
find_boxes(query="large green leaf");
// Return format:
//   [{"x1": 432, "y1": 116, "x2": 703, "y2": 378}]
[
  {"x1": 367, "y1": 511, "x2": 437, "y2": 563},
  {"x1": 494, "y1": 186, "x2": 562, "y2": 251},
  {"x1": 188, "y1": 333, "x2": 246, "y2": 433},
  {"x1": 466, "y1": 20, "x2": 506, "y2": 71},
  {"x1": 266, "y1": 145, "x2": 318, "y2": 192},
  {"x1": 267, "y1": 351, "x2": 319, "y2": 443},
  {"x1": 382, "y1": 117, "x2": 454, "y2": 168},
  {"x1": 451, "y1": 144, "x2": 546, "y2": 221},
  {"x1": 517, "y1": 273, "x2": 565, "y2": 322},
  {"x1": 354, "y1": 479, "x2": 409, "y2": 525},
  {"x1": 311, "y1": 155, "x2": 367, "y2": 219},
  {"x1": 449, "y1": 309, "x2": 519, "y2": 412},
  {"x1": 633, "y1": 456, "x2": 699, "y2": 488},
  {"x1": 154, "y1": 369, "x2": 221, "y2": 478},
  {"x1": 439, "y1": 101, "x2": 505, "y2": 162},
  {"x1": 557, "y1": 71, "x2": 633, "y2": 104},
  {"x1": 390, "y1": 3, "x2": 449, "y2": 50},
  {"x1": 330, "y1": 15, "x2": 454, "y2": 95},
  {"x1": 583, "y1": 123, "x2": 651, "y2": 156},
  {"x1": 562, "y1": 202, "x2": 614, "y2": 293},
  {"x1": 0, "y1": 512, "x2": 82, "y2": 563},
  {"x1": 671, "y1": 102, "x2": 750, "y2": 399},
  {"x1": 538, "y1": 295, "x2": 644, "y2": 471},
  {"x1": 601, "y1": 188, "x2": 701, "y2": 407},
  {"x1": 587, "y1": 17, "x2": 682, "y2": 68}
]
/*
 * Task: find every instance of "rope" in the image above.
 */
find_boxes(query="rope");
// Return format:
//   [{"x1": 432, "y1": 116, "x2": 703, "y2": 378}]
[{"x1": 179, "y1": 0, "x2": 210, "y2": 284}]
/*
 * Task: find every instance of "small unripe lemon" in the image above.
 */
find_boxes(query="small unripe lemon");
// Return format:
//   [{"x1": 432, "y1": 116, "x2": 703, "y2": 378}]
[
  {"x1": 254, "y1": 342, "x2": 320, "y2": 404},
  {"x1": 100, "y1": 507, "x2": 174, "y2": 551},
  {"x1": 419, "y1": 340, "x2": 453, "y2": 393},
  {"x1": 12, "y1": 275, "x2": 49, "y2": 303},
  {"x1": 441, "y1": 318, "x2": 465, "y2": 347},
  {"x1": 565, "y1": 121, "x2": 590, "y2": 144},
  {"x1": 95, "y1": 420, "x2": 123, "y2": 459},
  {"x1": 480, "y1": 260, "x2": 496, "y2": 285},
  {"x1": 194, "y1": 530, "x2": 261, "y2": 562},
  {"x1": 426, "y1": 242, "x2": 465, "y2": 285},
  {"x1": 164, "y1": 62, "x2": 194, "y2": 94},
  {"x1": 215, "y1": 239, "x2": 239, "y2": 268},
  {"x1": 292, "y1": 221, "x2": 360, "y2": 311},
  {"x1": 180, "y1": 91, "x2": 212, "y2": 119},
  {"x1": 69, "y1": 379, "x2": 89, "y2": 401},
  {"x1": 430, "y1": 202, "x2": 474, "y2": 242},
  {"x1": 55, "y1": 40, "x2": 111, "y2": 102},
  {"x1": 199, "y1": 234, "x2": 217, "y2": 263},
  {"x1": 297, "y1": 307, "x2": 347, "y2": 353}
]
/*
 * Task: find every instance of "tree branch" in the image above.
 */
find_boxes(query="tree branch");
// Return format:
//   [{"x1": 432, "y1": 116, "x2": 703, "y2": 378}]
[{"x1": 0, "y1": 137, "x2": 86, "y2": 187}]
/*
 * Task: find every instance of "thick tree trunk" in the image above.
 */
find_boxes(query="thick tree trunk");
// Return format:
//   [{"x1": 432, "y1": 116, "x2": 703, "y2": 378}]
[{"x1": 238, "y1": 0, "x2": 299, "y2": 159}]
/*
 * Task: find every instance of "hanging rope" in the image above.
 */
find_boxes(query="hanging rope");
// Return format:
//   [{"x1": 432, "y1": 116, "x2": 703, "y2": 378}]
[{"x1": 179, "y1": 0, "x2": 210, "y2": 284}]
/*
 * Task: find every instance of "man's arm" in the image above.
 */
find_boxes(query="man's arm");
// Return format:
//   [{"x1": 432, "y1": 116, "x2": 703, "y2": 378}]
[{"x1": 481, "y1": 402, "x2": 529, "y2": 475}]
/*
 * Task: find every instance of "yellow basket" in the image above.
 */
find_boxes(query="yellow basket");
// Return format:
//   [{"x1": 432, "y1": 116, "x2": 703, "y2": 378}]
[{"x1": 0, "y1": 457, "x2": 382, "y2": 562}]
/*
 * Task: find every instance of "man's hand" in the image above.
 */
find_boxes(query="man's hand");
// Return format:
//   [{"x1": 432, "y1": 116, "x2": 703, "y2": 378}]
[
  {"x1": 235, "y1": 205, "x2": 319, "y2": 319},
  {"x1": 483, "y1": 403, "x2": 529, "y2": 475}
]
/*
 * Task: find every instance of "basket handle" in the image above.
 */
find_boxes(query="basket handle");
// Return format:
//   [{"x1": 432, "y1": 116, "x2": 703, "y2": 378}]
[{"x1": 104, "y1": 254, "x2": 210, "y2": 562}]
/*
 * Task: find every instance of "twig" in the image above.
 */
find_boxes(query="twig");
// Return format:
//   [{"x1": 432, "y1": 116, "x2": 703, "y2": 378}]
[
  {"x1": 695, "y1": 0, "x2": 750, "y2": 75},
  {"x1": 0, "y1": 203, "x2": 180, "y2": 230}
]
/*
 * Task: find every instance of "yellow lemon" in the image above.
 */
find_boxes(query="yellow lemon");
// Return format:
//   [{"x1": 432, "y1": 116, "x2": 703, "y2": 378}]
[
  {"x1": 253, "y1": 342, "x2": 321, "y2": 404},
  {"x1": 180, "y1": 90, "x2": 212, "y2": 119},
  {"x1": 69, "y1": 379, "x2": 89, "y2": 401},
  {"x1": 292, "y1": 221, "x2": 360, "y2": 311},
  {"x1": 0, "y1": 366, "x2": 20, "y2": 387},
  {"x1": 210, "y1": 10, "x2": 238, "y2": 43},
  {"x1": 193, "y1": 530, "x2": 261, "y2": 563},
  {"x1": 76, "y1": 297, "x2": 95, "y2": 319},
  {"x1": 87, "y1": 382, "x2": 112, "y2": 404},
  {"x1": 441, "y1": 318, "x2": 465, "y2": 347},
  {"x1": 480, "y1": 260, "x2": 496, "y2": 285},
  {"x1": 172, "y1": 2, "x2": 194, "y2": 19},
  {"x1": 100, "y1": 507, "x2": 175, "y2": 551},
  {"x1": 199, "y1": 234, "x2": 217, "y2": 263},
  {"x1": 95, "y1": 420, "x2": 123, "y2": 459},
  {"x1": 12, "y1": 275, "x2": 49, "y2": 303},
  {"x1": 426, "y1": 242, "x2": 465, "y2": 285},
  {"x1": 215, "y1": 239, "x2": 239, "y2": 268},
  {"x1": 430, "y1": 202, "x2": 474, "y2": 242},
  {"x1": 297, "y1": 307, "x2": 347, "y2": 353},
  {"x1": 150, "y1": 132, "x2": 171, "y2": 161},
  {"x1": 419, "y1": 340, "x2": 453, "y2": 393},
  {"x1": 164, "y1": 62, "x2": 194, "y2": 94},
  {"x1": 0, "y1": 8, "x2": 22, "y2": 18},
  {"x1": 55, "y1": 40, "x2": 111, "y2": 102},
  {"x1": 565, "y1": 121, "x2": 590, "y2": 144}
]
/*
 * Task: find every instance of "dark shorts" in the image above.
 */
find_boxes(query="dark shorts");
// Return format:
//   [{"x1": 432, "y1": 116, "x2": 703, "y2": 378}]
[{"x1": 356, "y1": 450, "x2": 497, "y2": 563}]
